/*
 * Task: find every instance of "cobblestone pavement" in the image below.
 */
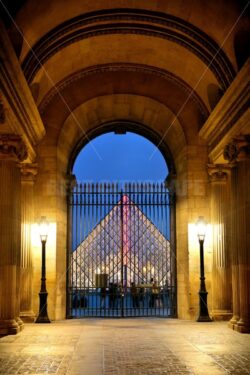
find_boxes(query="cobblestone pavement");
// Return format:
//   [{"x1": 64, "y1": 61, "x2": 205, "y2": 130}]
[{"x1": 0, "y1": 319, "x2": 250, "y2": 375}]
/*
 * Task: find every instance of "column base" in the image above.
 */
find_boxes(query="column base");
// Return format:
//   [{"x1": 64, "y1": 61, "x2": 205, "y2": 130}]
[
  {"x1": 20, "y1": 311, "x2": 35, "y2": 323},
  {"x1": 228, "y1": 314, "x2": 239, "y2": 330},
  {"x1": 235, "y1": 319, "x2": 250, "y2": 333},
  {"x1": 16, "y1": 317, "x2": 24, "y2": 331},
  {"x1": 0, "y1": 319, "x2": 20, "y2": 335},
  {"x1": 212, "y1": 310, "x2": 232, "y2": 321}
]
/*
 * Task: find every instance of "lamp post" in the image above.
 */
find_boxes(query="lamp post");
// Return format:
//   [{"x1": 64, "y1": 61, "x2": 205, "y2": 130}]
[
  {"x1": 196, "y1": 216, "x2": 212, "y2": 322},
  {"x1": 35, "y1": 216, "x2": 51, "y2": 323}
]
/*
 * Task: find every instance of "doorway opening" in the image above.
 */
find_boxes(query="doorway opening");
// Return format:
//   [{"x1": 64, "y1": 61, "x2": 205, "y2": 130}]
[{"x1": 67, "y1": 130, "x2": 176, "y2": 318}]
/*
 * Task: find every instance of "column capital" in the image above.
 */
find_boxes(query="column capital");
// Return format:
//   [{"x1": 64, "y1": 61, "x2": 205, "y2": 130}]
[
  {"x1": 207, "y1": 164, "x2": 234, "y2": 183},
  {"x1": 20, "y1": 163, "x2": 38, "y2": 182},
  {"x1": 0, "y1": 134, "x2": 28, "y2": 162},
  {"x1": 223, "y1": 135, "x2": 250, "y2": 163}
]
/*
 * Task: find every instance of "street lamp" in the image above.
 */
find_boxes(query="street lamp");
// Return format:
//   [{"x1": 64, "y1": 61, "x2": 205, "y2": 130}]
[
  {"x1": 196, "y1": 216, "x2": 212, "y2": 322},
  {"x1": 35, "y1": 216, "x2": 51, "y2": 323}
]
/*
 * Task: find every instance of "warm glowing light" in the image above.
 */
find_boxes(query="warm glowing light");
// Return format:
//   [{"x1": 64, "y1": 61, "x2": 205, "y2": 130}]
[
  {"x1": 196, "y1": 216, "x2": 207, "y2": 241},
  {"x1": 38, "y1": 216, "x2": 49, "y2": 242},
  {"x1": 188, "y1": 222, "x2": 212, "y2": 251},
  {"x1": 31, "y1": 222, "x2": 56, "y2": 248},
  {"x1": 31, "y1": 221, "x2": 57, "y2": 279}
]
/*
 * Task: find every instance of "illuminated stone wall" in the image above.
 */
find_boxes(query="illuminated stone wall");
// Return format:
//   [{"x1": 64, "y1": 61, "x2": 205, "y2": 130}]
[{"x1": 0, "y1": 1, "x2": 249, "y2": 332}]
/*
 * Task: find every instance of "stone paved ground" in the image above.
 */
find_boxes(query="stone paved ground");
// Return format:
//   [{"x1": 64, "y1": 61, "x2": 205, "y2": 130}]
[{"x1": 0, "y1": 319, "x2": 250, "y2": 375}]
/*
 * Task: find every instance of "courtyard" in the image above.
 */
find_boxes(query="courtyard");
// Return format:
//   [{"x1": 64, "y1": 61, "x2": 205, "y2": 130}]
[{"x1": 0, "y1": 319, "x2": 249, "y2": 375}]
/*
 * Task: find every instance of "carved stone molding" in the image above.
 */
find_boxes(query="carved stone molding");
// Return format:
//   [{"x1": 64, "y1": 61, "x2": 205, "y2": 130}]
[
  {"x1": 0, "y1": 134, "x2": 28, "y2": 162},
  {"x1": 22, "y1": 8, "x2": 235, "y2": 89},
  {"x1": 207, "y1": 164, "x2": 234, "y2": 183},
  {"x1": 223, "y1": 142, "x2": 239, "y2": 162},
  {"x1": 224, "y1": 135, "x2": 250, "y2": 163},
  {"x1": 20, "y1": 163, "x2": 38, "y2": 182},
  {"x1": 0, "y1": 101, "x2": 5, "y2": 124},
  {"x1": 39, "y1": 63, "x2": 209, "y2": 120},
  {"x1": 199, "y1": 59, "x2": 249, "y2": 164}
]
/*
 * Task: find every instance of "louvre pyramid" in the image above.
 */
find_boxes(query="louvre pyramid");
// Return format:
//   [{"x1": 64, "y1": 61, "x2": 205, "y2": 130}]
[{"x1": 72, "y1": 195, "x2": 171, "y2": 288}]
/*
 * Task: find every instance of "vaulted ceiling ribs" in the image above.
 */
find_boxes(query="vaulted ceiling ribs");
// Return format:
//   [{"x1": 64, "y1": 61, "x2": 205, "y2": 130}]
[{"x1": 22, "y1": 8, "x2": 236, "y2": 90}]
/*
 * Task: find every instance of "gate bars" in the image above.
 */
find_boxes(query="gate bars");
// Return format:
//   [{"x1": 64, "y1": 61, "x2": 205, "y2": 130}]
[{"x1": 67, "y1": 182, "x2": 176, "y2": 318}]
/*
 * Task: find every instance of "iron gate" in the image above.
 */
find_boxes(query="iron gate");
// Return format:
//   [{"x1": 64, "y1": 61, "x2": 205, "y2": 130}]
[{"x1": 67, "y1": 183, "x2": 176, "y2": 318}]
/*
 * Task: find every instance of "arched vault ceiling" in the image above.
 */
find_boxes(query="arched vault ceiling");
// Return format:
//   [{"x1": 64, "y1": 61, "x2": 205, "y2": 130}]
[
  {"x1": 20, "y1": 7, "x2": 236, "y2": 91},
  {"x1": 40, "y1": 65, "x2": 209, "y2": 145},
  {"x1": 14, "y1": 0, "x2": 243, "y2": 75},
  {"x1": 32, "y1": 34, "x2": 217, "y2": 110}
]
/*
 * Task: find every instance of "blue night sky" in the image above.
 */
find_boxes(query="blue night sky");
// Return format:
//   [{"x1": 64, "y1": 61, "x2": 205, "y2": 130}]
[{"x1": 73, "y1": 132, "x2": 168, "y2": 182}]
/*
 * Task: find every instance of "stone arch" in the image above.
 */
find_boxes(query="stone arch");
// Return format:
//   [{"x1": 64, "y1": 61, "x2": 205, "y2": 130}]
[
  {"x1": 34, "y1": 69, "x2": 207, "y2": 323},
  {"x1": 69, "y1": 120, "x2": 174, "y2": 176},
  {"x1": 56, "y1": 94, "x2": 186, "y2": 178},
  {"x1": 49, "y1": 95, "x2": 190, "y2": 321},
  {"x1": 59, "y1": 95, "x2": 183, "y2": 319}
]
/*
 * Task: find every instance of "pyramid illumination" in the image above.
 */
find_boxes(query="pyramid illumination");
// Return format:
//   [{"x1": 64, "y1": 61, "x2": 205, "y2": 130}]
[{"x1": 71, "y1": 195, "x2": 171, "y2": 289}]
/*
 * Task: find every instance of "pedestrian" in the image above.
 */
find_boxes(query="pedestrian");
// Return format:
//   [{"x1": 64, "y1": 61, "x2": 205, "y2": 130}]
[
  {"x1": 149, "y1": 278, "x2": 158, "y2": 308},
  {"x1": 113, "y1": 283, "x2": 118, "y2": 308},
  {"x1": 109, "y1": 282, "x2": 115, "y2": 309},
  {"x1": 100, "y1": 287, "x2": 106, "y2": 309},
  {"x1": 139, "y1": 282, "x2": 145, "y2": 308},
  {"x1": 131, "y1": 282, "x2": 139, "y2": 308}
]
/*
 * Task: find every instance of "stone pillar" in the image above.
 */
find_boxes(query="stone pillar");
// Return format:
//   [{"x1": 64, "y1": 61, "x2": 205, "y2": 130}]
[
  {"x1": 165, "y1": 171, "x2": 177, "y2": 316},
  {"x1": 234, "y1": 138, "x2": 250, "y2": 333},
  {"x1": 228, "y1": 163, "x2": 240, "y2": 328},
  {"x1": 20, "y1": 164, "x2": 37, "y2": 322},
  {"x1": 66, "y1": 174, "x2": 76, "y2": 319},
  {"x1": 224, "y1": 136, "x2": 250, "y2": 333},
  {"x1": 208, "y1": 165, "x2": 232, "y2": 320},
  {"x1": 0, "y1": 135, "x2": 27, "y2": 335}
]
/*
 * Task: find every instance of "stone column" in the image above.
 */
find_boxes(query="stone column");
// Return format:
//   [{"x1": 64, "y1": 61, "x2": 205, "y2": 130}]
[
  {"x1": 0, "y1": 134, "x2": 27, "y2": 335},
  {"x1": 228, "y1": 162, "x2": 240, "y2": 328},
  {"x1": 20, "y1": 164, "x2": 37, "y2": 322},
  {"x1": 66, "y1": 174, "x2": 76, "y2": 319},
  {"x1": 234, "y1": 138, "x2": 250, "y2": 333},
  {"x1": 208, "y1": 165, "x2": 232, "y2": 320},
  {"x1": 224, "y1": 136, "x2": 250, "y2": 333},
  {"x1": 165, "y1": 171, "x2": 177, "y2": 316}
]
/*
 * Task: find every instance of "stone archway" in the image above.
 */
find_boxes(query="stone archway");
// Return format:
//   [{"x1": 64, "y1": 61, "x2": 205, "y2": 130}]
[
  {"x1": 32, "y1": 86, "x2": 209, "y2": 321},
  {"x1": 66, "y1": 120, "x2": 177, "y2": 318},
  {"x1": 45, "y1": 93, "x2": 189, "y2": 320}
]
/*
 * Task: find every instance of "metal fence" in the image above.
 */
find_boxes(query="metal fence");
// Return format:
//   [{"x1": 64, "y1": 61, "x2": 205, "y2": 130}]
[{"x1": 67, "y1": 182, "x2": 176, "y2": 318}]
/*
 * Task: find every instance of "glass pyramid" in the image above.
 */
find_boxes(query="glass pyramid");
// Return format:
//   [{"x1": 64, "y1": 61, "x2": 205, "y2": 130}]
[{"x1": 72, "y1": 195, "x2": 171, "y2": 289}]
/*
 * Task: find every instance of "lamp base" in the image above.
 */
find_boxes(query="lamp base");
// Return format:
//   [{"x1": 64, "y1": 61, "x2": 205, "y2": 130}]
[
  {"x1": 35, "y1": 291, "x2": 51, "y2": 323},
  {"x1": 197, "y1": 290, "x2": 212, "y2": 322},
  {"x1": 35, "y1": 316, "x2": 51, "y2": 323}
]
